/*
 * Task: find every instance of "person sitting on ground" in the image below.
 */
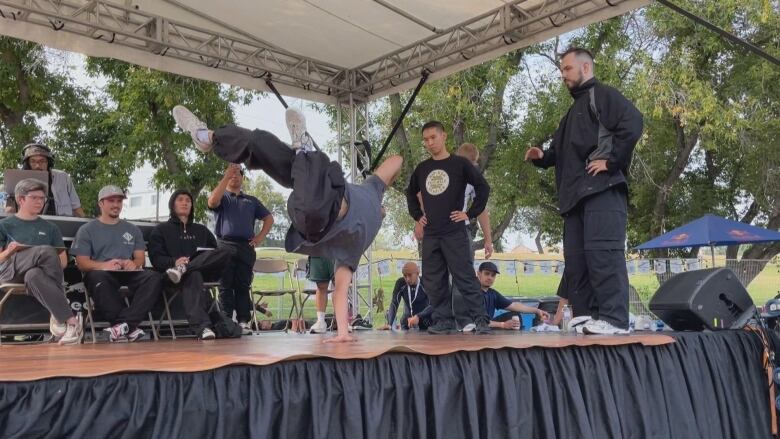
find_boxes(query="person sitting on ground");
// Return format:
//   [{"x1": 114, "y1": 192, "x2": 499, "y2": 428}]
[
  {"x1": 0, "y1": 178, "x2": 82, "y2": 344},
  {"x1": 172, "y1": 105, "x2": 403, "y2": 343},
  {"x1": 5, "y1": 143, "x2": 84, "y2": 217},
  {"x1": 306, "y1": 256, "x2": 334, "y2": 334},
  {"x1": 477, "y1": 262, "x2": 550, "y2": 329},
  {"x1": 147, "y1": 189, "x2": 233, "y2": 340},
  {"x1": 380, "y1": 261, "x2": 433, "y2": 331},
  {"x1": 70, "y1": 185, "x2": 163, "y2": 342}
]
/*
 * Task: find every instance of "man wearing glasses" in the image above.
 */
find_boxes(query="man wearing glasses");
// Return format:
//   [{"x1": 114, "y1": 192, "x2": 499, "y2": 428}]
[{"x1": 5, "y1": 143, "x2": 84, "y2": 217}]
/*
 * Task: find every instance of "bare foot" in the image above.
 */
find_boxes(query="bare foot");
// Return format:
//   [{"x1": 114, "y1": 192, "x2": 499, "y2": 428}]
[{"x1": 323, "y1": 333, "x2": 357, "y2": 343}]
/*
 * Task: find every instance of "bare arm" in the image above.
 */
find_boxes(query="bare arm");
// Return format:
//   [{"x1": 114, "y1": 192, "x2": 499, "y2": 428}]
[
  {"x1": 506, "y1": 302, "x2": 550, "y2": 320},
  {"x1": 207, "y1": 175, "x2": 231, "y2": 209},
  {"x1": 250, "y1": 214, "x2": 274, "y2": 247},
  {"x1": 72, "y1": 207, "x2": 85, "y2": 218},
  {"x1": 476, "y1": 209, "x2": 493, "y2": 258},
  {"x1": 59, "y1": 251, "x2": 68, "y2": 268}
]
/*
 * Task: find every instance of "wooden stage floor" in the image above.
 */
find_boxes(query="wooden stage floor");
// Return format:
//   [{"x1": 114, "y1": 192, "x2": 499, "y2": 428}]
[{"x1": 0, "y1": 331, "x2": 674, "y2": 382}]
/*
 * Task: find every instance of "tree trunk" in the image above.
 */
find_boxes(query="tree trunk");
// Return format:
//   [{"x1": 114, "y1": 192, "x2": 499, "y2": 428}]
[
  {"x1": 650, "y1": 116, "x2": 700, "y2": 236},
  {"x1": 535, "y1": 230, "x2": 544, "y2": 254}
]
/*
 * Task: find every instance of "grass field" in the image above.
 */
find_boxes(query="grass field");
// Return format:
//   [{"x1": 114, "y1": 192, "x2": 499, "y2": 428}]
[{"x1": 249, "y1": 249, "x2": 780, "y2": 326}]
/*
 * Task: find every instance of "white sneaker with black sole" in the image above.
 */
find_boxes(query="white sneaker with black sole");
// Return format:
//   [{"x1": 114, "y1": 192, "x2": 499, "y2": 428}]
[
  {"x1": 166, "y1": 265, "x2": 187, "y2": 284},
  {"x1": 172, "y1": 105, "x2": 211, "y2": 152},
  {"x1": 582, "y1": 319, "x2": 631, "y2": 335}
]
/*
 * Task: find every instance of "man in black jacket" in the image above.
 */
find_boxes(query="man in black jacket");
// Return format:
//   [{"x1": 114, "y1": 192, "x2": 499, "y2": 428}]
[
  {"x1": 148, "y1": 189, "x2": 232, "y2": 340},
  {"x1": 524, "y1": 48, "x2": 643, "y2": 335},
  {"x1": 407, "y1": 121, "x2": 491, "y2": 335},
  {"x1": 380, "y1": 261, "x2": 433, "y2": 331}
]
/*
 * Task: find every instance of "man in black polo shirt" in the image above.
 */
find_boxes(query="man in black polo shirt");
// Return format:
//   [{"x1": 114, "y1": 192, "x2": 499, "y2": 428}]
[
  {"x1": 406, "y1": 121, "x2": 491, "y2": 335},
  {"x1": 208, "y1": 164, "x2": 274, "y2": 335}
]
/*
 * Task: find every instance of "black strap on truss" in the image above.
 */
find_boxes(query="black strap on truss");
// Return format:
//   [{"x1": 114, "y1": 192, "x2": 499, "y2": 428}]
[
  {"x1": 264, "y1": 78, "x2": 321, "y2": 152},
  {"x1": 656, "y1": 0, "x2": 780, "y2": 67},
  {"x1": 369, "y1": 70, "x2": 430, "y2": 172}
]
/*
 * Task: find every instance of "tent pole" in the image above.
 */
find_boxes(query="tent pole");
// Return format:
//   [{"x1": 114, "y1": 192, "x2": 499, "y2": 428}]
[{"x1": 710, "y1": 244, "x2": 716, "y2": 267}]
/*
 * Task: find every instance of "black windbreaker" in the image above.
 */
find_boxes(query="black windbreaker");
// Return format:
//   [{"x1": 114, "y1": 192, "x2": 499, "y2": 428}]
[{"x1": 533, "y1": 77, "x2": 643, "y2": 214}]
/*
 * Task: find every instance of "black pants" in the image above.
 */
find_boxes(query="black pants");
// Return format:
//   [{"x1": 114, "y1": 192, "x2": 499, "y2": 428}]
[
  {"x1": 213, "y1": 125, "x2": 295, "y2": 188},
  {"x1": 217, "y1": 239, "x2": 256, "y2": 323},
  {"x1": 176, "y1": 248, "x2": 232, "y2": 331},
  {"x1": 451, "y1": 234, "x2": 478, "y2": 327},
  {"x1": 84, "y1": 270, "x2": 163, "y2": 330},
  {"x1": 422, "y1": 229, "x2": 488, "y2": 324},
  {"x1": 561, "y1": 187, "x2": 629, "y2": 329}
]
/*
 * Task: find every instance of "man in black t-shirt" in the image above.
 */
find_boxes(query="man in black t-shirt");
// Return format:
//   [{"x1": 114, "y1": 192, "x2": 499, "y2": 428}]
[{"x1": 406, "y1": 121, "x2": 491, "y2": 334}]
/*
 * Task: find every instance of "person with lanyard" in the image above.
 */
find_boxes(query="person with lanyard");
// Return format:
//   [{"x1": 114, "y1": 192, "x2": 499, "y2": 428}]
[
  {"x1": 208, "y1": 164, "x2": 274, "y2": 335},
  {"x1": 524, "y1": 47, "x2": 643, "y2": 335},
  {"x1": 5, "y1": 143, "x2": 84, "y2": 217},
  {"x1": 380, "y1": 261, "x2": 433, "y2": 331},
  {"x1": 406, "y1": 121, "x2": 491, "y2": 335}
]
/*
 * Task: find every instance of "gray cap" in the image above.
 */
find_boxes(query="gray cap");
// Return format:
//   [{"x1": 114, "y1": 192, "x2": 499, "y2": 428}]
[
  {"x1": 23, "y1": 144, "x2": 52, "y2": 160},
  {"x1": 98, "y1": 185, "x2": 126, "y2": 201}
]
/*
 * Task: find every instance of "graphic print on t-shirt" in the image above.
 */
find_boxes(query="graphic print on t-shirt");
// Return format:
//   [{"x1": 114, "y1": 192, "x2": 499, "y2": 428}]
[
  {"x1": 425, "y1": 169, "x2": 450, "y2": 196},
  {"x1": 122, "y1": 232, "x2": 134, "y2": 245}
]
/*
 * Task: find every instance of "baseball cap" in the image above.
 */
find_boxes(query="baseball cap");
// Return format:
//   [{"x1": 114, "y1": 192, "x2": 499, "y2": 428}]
[
  {"x1": 98, "y1": 185, "x2": 126, "y2": 201},
  {"x1": 478, "y1": 261, "x2": 500, "y2": 274},
  {"x1": 23, "y1": 143, "x2": 52, "y2": 160}
]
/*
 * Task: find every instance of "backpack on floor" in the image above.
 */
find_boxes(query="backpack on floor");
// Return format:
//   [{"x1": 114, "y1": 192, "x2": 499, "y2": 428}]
[{"x1": 209, "y1": 311, "x2": 243, "y2": 338}]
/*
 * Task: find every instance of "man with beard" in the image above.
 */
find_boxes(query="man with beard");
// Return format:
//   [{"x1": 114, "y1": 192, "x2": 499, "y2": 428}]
[
  {"x1": 524, "y1": 48, "x2": 643, "y2": 335},
  {"x1": 71, "y1": 185, "x2": 163, "y2": 342}
]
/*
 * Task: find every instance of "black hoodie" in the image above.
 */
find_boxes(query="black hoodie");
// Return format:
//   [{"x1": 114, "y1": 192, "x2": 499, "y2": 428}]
[
  {"x1": 532, "y1": 78, "x2": 643, "y2": 215},
  {"x1": 148, "y1": 189, "x2": 218, "y2": 271}
]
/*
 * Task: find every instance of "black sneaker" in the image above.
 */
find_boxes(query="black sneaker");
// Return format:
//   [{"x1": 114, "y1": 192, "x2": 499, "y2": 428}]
[
  {"x1": 474, "y1": 317, "x2": 492, "y2": 335},
  {"x1": 427, "y1": 319, "x2": 457, "y2": 335}
]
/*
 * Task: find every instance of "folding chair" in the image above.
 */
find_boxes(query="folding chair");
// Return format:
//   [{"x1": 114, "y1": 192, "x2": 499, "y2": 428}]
[
  {"x1": 251, "y1": 259, "x2": 299, "y2": 332},
  {"x1": 0, "y1": 283, "x2": 50, "y2": 345},
  {"x1": 157, "y1": 281, "x2": 222, "y2": 340},
  {"x1": 83, "y1": 284, "x2": 159, "y2": 343}
]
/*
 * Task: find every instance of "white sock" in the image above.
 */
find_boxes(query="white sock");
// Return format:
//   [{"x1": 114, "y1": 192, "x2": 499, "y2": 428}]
[
  {"x1": 317, "y1": 312, "x2": 325, "y2": 323},
  {"x1": 196, "y1": 129, "x2": 211, "y2": 144}
]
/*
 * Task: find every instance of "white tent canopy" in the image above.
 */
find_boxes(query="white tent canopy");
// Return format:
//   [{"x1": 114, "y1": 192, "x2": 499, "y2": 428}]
[{"x1": 0, "y1": 0, "x2": 649, "y2": 104}]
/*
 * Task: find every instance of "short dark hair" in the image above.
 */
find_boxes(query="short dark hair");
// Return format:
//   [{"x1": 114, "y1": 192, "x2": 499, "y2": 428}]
[
  {"x1": 421, "y1": 120, "x2": 445, "y2": 134},
  {"x1": 560, "y1": 47, "x2": 594, "y2": 63}
]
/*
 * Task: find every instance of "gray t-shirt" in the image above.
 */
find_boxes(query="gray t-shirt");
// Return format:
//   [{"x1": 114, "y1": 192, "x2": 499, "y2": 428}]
[
  {"x1": 70, "y1": 219, "x2": 145, "y2": 261},
  {"x1": 285, "y1": 175, "x2": 385, "y2": 271}
]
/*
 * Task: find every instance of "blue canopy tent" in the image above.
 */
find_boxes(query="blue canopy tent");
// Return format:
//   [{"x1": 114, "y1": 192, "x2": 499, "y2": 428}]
[{"x1": 635, "y1": 214, "x2": 780, "y2": 265}]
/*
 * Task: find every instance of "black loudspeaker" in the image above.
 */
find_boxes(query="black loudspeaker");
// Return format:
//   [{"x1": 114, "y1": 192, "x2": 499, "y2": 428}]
[{"x1": 649, "y1": 267, "x2": 755, "y2": 331}]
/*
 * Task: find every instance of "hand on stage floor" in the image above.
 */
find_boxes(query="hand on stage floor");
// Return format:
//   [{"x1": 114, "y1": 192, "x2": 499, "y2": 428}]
[
  {"x1": 323, "y1": 333, "x2": 357, "y2": 343},
  {"x1": 407, "y1": 315, "x2": 420, "y2": 328},
  {"x1": 378, "y1": 324, "x2": 391, "y2": 330}
]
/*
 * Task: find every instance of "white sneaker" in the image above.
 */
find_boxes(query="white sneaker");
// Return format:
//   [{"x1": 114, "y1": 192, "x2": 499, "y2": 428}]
[
  {"x1": 309, "y1": 320, "x2": 327, "y2": 334},
  {"x1": 461, "y1": 323, "x2": 476, "y2": 333},
  {"x1": 200, "y1": 327, "x2": 216, "y2": 340},
  {"x1": 127, "y1": 327, "x2": 145, "y2": 342},
  {"x1": 105, "y1": 322, "x2": 129, "y2": 342},
  {"x1": 239, "y1": 322, "x2": 253, "y2": 335},
  {"x1": 166, "y1": 265, "x2": 187, "y2": 284},
  {"x1": 50, "y1": 315, "x2": 67, "y2": 340},
  {"x1": 172, "y1": 105, "x2": 211, "y2": 152},
  {"x1": 59, "y1": 314, "x2": 84, "y2": 345},
  {"x1": 569, "y1": 316, "x2": 592, "y2": 334},
  {"x1": 285, "y1": 108, "x2": 313, "y2": 151},
  {"x1": 582, "y1": 319, "x2": 631, "y2": 335}
]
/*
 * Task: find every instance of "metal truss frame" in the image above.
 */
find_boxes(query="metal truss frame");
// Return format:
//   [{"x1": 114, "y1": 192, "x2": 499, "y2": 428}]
[
  {"x1": 336, "y1": 94, "x2": 374, "y2": 323},
  {"x1": 0, "y1": 0, "x2": 647, "y2": 103}
]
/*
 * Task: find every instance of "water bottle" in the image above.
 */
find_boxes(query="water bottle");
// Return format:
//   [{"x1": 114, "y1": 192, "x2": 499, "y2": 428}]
[{"x1": 562, "y1": 304, "x2": 572, "y2": 332}]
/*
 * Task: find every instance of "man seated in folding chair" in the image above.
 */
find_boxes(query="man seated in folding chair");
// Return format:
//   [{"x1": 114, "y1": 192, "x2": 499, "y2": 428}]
[
  {"x1": 70, "y1": 185, "x2": 163, "y2": 342},
  {"x1": 147, "y1": 189, "x2": 232, "y2": 340},
  {"x1": 172, "y1": 105, "x2": 403, "y2": 343},
  {"x1": 0, "y1": 178, "x2": 82, "y2": 345},
  {"x1": 379, "y1": 261, "x2": 433, "y2": 331}
]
